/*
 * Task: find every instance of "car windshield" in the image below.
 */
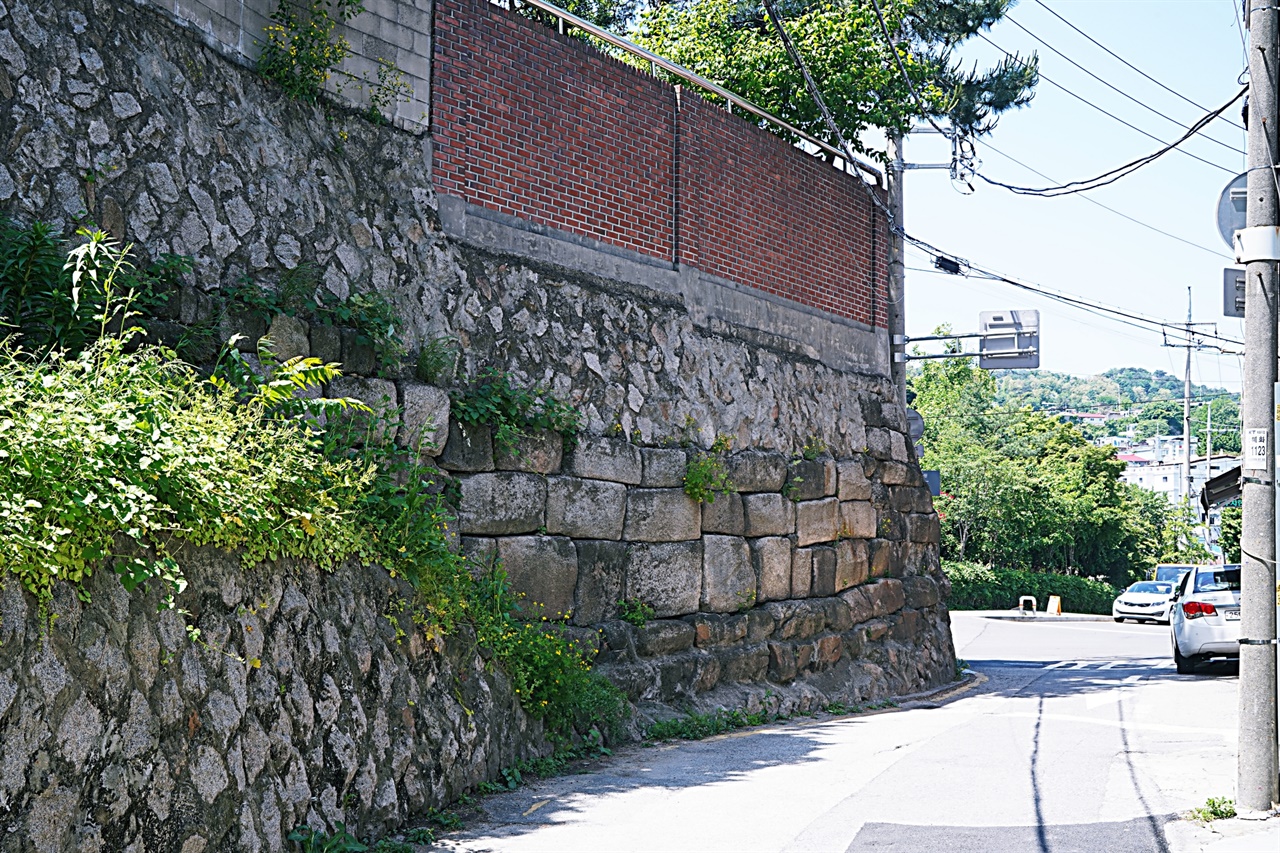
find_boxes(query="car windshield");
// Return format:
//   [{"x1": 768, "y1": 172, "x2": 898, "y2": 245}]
[
  {"x1": 1129, "y1": 582, "x2": 1172, "y2": 595},
  {"x1": 1155, "y1": 565, "x2": 1192, "y2": 582},
  {"x1": 1194, "y1": 567, "x2": 1241, "y2": 593}
]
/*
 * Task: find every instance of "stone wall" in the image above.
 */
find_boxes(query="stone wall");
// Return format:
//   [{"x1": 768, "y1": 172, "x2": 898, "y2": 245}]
[
  {"x1": 0, "y1": 0, "x2": 955, "y2": 847},
  {"x1": 0, "y1": 551, "x2": 547, "y2": 852}
]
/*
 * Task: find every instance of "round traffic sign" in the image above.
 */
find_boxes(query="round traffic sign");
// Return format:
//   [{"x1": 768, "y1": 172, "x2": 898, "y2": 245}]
[{"x1": 1216, "y1": 172, "x2": 1247, "y2": 248}]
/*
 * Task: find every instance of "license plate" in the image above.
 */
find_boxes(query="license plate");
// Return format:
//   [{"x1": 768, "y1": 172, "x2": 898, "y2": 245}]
[{"x1": 1224, "y1": 610, "x2": 1241, "y2": 621}]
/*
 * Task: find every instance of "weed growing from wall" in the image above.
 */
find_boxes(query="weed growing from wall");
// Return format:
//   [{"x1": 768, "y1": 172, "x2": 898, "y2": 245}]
[
  {"x1": 259, "y1": 0, "x2": 365, "y2": 103},
  {"x1": 683, "y1": 434, "x2": 734, "y2": 503},
  {"x1": 452, "y1": 367, "x2": 581, "y2": 453}
]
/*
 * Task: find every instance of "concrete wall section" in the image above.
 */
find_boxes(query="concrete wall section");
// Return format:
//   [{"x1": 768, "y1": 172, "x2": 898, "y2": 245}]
[{"x1": 139, "y1": 0, "x2": 432, "y2": 131}]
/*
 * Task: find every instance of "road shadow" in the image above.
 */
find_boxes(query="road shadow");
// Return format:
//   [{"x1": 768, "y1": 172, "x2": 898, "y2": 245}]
[
  {"x1": 426, "y1": 723, "x2": 854, "y2": 850},
  {"x1": 968, "y1": 657, "x2": 1238, "y2": 701}
]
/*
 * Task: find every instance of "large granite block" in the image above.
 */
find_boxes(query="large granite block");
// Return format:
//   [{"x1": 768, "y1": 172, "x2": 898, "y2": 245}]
[
  {"x1": 795, "y1": 497, "x2": 839, "y2": 546},
  {"x1": 810, "y1": 546, "x2": 837, "y2": 597},
  {"x1": 457, "y1": 472, "x2": 545, "y2": 535},
  {"x1": 624, "y1": 488, "x2": 700, "y2": 541},
  {"x1": 573, "y1": 540, "x2": 629, "y2": 625},
  {"x1": 546, "y1": 476, "x2": 626, "y2": 540},
  {"x1": 640, "y1": 447, "x2": 687, "y2": 487},
  {"x1": 565, "y1": 435, "x2": 642, "y2": 484},
  {"x1": 750, "y1": 537, "x2": 792, "y2": 602},
  {"x1": 397, "y1": 381, "x2": 450, "y2": 458},
  {"x1": 626, "y1": 541, "x2": 703, "y2": 617},
  {"x1": 837, "y1": 458, "x2": 872, "y2": 501},
  {"x1": 835, "y1": 539, "x2": 868, "y2": 592},
  {"x1": 493, "y1": 429, "x2": 563, "y2": 474},
  {"x1": 328, "y1": 376, "x2": 398, "y2": 445},
  {"x1": 438, "y1": 421, "x2": 494, "y2": 472},
  {"x1": 839, "y1": 500, "x2": 877, "y2": 540},
  {"x1": 742, "y1": 492, "x2": 795, "y2": 537},
  {"x1": 724, "y1": 450, "x2": 787, "y2": 492},
  {"x1": 791, "y1": 547, "x2": 812, "y2": 598},
  {"x1": 701, "y1": 492, "x2": 744, "y2": 535},
  {"x1": 786, "y1": 457, "x2": 836, "y2": 501},
  {"x1": 496, "y1": 535, "x2": 578, "y2": 621},
  {"x1": 701, "y1": 535, "x2": 756, "y2": 613}
]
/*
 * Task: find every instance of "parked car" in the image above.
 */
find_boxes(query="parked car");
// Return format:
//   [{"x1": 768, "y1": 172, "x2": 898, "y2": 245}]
[
  {"x1": 1152, "y1": 564, "x2": 1196, "y2": 584},
  {"x1": 1112, "y1": 581, "x2": 1176, "y2": 624},
  {"x1": 1170, "y1": 564, "x2": 1241, "y2": 674}
]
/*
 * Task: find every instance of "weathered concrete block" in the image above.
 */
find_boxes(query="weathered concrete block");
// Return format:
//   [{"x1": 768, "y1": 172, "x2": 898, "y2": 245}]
[
  {"x1": 835, "y1": 539, "x2": 868, "y2": 593},
  {"x1": 810, "y1": 546, "x2": 837, "y2": 597},
  {"x1": 328, "y1": 376, "x2": 398, "y2": 444},
  {"x1": 573, "y1": 540, "x2": 629, "y2": 625},
  {"x1": 626, "y1": 541, "x2": 703, "y2": 617},
  {"x1": 624, "y1": 488, "x2": 700, "y2": 542},
  {"x1": 397, "y1": 381, "x2": 450, "y2": 458},
  {"x1": 837, "y1": 458, "x2": 872, "y2": 501},
  {"x1": 438, "y1": 421, "x2": 494, "y2": 472},
  {"x1": 742, "y1": 492, "x2": 795, "y2": 537},
  {"x1": 791, "y1": 548, "x2": 812, "y2": 598},
  {"x1": 457, "y1": 472, "x2": 546, "y2": 535},
  {"x1": 750, "y1": 536, "x2": 792, "y2": 602},
  {"x1": 635, "y1": 620, "x2": 696, "y2": 657},
  {"x1": 685, "y1": 612, "x2": 748, "y2": 648},
  {"x1": 795, "y1": 497, "x2": 839, "y2": 547},
  {"x1": 546, "y1": 477, "x2": 626, "y2": 540},
  {"x1": 839, "y1": 500, "x2": 877, "y2": 540},
  {"x1": 907, "y1": 512, "x2": 941, "y2": 545},
  {"x1": 902, "y1": 576, "x2": 940, "y2": 609},
  {"x1": 701, "y1": 492, "x2": 744, "y2": 535},
  {"x1": 700, "y1": 535, "x2": 755, "y2": 613},
  {"x1": 640, "y1": 447, "x2": 687, "y2": 487},
  {"x1": 264, "y1": 313, "x2": 309, "y2": 362},
  {"x1": 725, "y1": 450, "x2": 787, "y2": 493},
  {"x1": 565, "y1": 435, "x2": 642, "y2": 484},
  {"x1": 494, "y1": 429, "x2": 563, "y2": 475},
  {"x1": 496, "y1": 535, "x2": 578, "y2": 621}
]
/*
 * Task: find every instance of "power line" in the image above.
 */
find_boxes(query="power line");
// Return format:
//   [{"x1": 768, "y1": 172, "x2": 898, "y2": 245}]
[
  {"x1": 1003, "y1": 15, "x2": 1245, "y2": 157},
  {"x1": 977, "y1": 32, "x2": 1240, "y2": 177},
  {"x1": 974, "y1": 84, "x2": 1247, "y2": 195},
  {"x1": 866, "y1": 0, "x2": 953, "y2": 138},
  {"x1": 978, "y1": 141, "x2": 1233, "y2": 259},
  {"x1": 1034, "y1": 0, "x2": 1247, "y2": 132}
]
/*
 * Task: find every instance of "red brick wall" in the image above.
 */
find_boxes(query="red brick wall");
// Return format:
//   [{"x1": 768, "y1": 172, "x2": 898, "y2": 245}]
[
  {"x1": 431, "y1": 0, "x2": 887, "y2": 328},
  {"x1": 432, "y1": 0, "x2": 676, "y2": 261}
]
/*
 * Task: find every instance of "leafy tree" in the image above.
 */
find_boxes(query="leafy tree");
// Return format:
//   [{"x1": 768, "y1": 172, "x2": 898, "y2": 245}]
[
  {"x1": 632, "y1": 0, "x2": 1038, "y2": 160},
  {"x1": 1219, "y1": 504, "x2": 1241, "y2": 562}
]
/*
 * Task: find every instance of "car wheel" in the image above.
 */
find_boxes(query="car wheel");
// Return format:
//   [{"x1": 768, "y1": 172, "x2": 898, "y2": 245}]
[
  {"x1": 1173, "y1": 642, "x2": 1203, "y2": 674},
  {"x1": 1114, "y1": 617, "x2": 1124, "y2": 623}
]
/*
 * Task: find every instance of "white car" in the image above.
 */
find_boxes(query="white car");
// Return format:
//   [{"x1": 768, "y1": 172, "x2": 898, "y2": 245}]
[
  {"x1": 1170, "y1": 564, "x2": 1241, "y2": 674},
  {"x1": 1112, "y1": 580, "x2": 1176, "y2": 624}
]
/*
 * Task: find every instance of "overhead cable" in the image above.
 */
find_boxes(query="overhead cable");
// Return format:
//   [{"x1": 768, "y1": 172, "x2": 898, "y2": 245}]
[
  {"x1": 866, "y1": 0, "x2": 953, "y2": 138},
  {"x1": 979, "y1": 142, "x2": 1234, "y2": 259},
  {"x1": 977, "y1": 33, "x2": 1241, "y2": 178},
  {"x1": 975, "y1": 84, "x2": 1247, "y2": 195},
  {"x1": 1003, "y1": 16, "x2": 1245, "y2": 156},
  {"x1": 1034, "y1": 0, "x2": 1247, "y2": 131}
]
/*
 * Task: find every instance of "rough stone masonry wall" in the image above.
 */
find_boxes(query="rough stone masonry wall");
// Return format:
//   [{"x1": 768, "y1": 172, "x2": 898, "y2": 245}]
[
  {"x1": 0, "y1": 551, "x2": 548, "y2": 853},
  {"x1": 0, "y1": 0, "x2": 954, "y2": 848}
]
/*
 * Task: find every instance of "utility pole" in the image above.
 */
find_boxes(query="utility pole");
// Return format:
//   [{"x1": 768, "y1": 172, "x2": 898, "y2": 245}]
[
  {"x1": 888, "y1": 132, "x2": 907, "y2": 407},
  {"x1": 1237, "y1": 0, "x2": 1280, "y2": 816},
  {"x1": 1182, "y1": 287, "x2": 1193, "y2": 509}
]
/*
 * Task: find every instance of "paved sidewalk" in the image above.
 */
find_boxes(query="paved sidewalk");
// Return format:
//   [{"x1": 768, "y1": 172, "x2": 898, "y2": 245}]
[{"x1": 1166, "y1": 813, "x2": 1280, "y2": 852}]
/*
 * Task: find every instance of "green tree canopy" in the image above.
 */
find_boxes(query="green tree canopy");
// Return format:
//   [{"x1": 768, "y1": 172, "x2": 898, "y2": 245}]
[{"x1": 632, "y1": 0, "x2": 1038, "y2": 159}]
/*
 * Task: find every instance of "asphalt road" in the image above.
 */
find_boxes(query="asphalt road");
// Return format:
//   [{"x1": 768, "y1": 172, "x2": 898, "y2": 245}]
[{"x1": 429, "y1": 613, "x2": 1243, "y2": 853}]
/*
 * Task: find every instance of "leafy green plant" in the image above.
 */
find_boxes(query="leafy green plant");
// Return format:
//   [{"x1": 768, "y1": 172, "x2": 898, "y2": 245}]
[
  {"x1": 369, "y1": 841, "x2": 412, "y2": 853},
  {"x1": 287, "y1": 823, "x2": 368, "y2": 852},
  {"x1": 943, "y1": 561, "x2": 1119, "y2": 615},
  {"x1": 1187, "y1": 796, "x2": 1236, "y2": 823},
  {"x1": 647, "y1": 707, "x2": 774, "y2": 741},
  {"x1": 259, "y1": 0, "x2": 365, "y2": 103},
  {"x1": 618, "y1": 598, "x2": 655, "y2": 628},
  {"x1": 415, "y1": 335, "x2": 458, "y2": 384},
  {"x1": 403, "y1": 827, "x2": 437, "y2": 844},
  {"x1": 800, "y1": 437, "x2": 827, "y2": 461},
  {"x1": 310, "y1": 290, "x2": 405, "y2": 376},
  {"x1": 683, "y1": 436, "x2": 733, "y2": 503},
  {"x1": 363, "y1": 57, "x2": 411, "y2": 125},
  {"x1": 452, "y1": 367, "x2": 581, "y2": 453}
]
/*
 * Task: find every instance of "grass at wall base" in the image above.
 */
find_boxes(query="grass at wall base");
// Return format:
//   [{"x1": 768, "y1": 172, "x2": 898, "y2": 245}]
[{"x1": 0, "y1": 224, "x2": 626, "y2": 744}]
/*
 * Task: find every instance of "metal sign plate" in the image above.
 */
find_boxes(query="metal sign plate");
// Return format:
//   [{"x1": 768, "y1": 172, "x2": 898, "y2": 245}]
[
  {"x1": 1216, "y1": 172, "x2": 1247, "y2": 248},
  {"x1": 1224, "y1": 267, "x2": 1246, "y2": 318},
  {"x1": 978, "y1": 309, "x2": 1040, "y2": 370}
]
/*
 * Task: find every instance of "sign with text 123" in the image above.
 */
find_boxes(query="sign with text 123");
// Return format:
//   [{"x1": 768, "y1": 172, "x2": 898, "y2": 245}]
[{"x1": 1245, "y1": 428, "x2": 1268, "y2": 470}]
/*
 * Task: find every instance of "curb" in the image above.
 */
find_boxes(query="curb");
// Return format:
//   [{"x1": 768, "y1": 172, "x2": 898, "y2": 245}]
[{"x1": 978, "y1": 611, "x2": 1114, "y2": 623}]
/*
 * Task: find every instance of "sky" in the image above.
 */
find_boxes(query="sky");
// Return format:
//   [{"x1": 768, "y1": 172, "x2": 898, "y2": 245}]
[{"x1": 899, "y1": 0, "x2": 1247, "y2": 392}]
